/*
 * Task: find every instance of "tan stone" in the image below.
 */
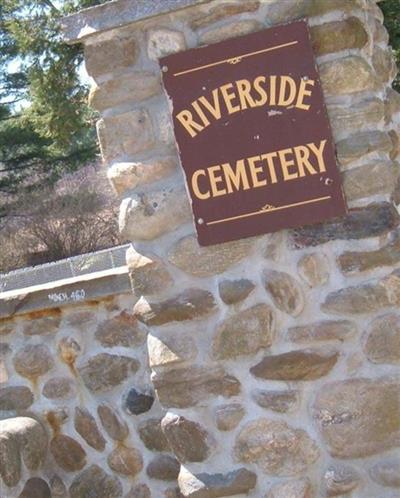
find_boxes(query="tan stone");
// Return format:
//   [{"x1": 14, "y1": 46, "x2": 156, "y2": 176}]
[
  {"x1": 297, "y1": 253, "x2": 329, "y2": 287},
  {"x1": 127, "y1": 247, "x2": 173, "y2": 296},
  {"x1": 363, "y1": 313, "x2": 400, "y2": 364},
  {"x1": 0, "y1": 321, "x2": 13, "y2": 335},
  {"x1": 22, "y1": 312, "x2": 61, "y2": 336},
  {"x1": 98, "y1": 404, "x2": 129, "y2": 442},
  {"x1": 95, "y1": 310, "x2": 145, "y2": 347},
  {"x1": 84, "y1": 36, "x2": 137, "y2": 79},
  {"x1": 263, "y1": 270, "x2": 305, "y2": 316},
  {"x1": 252, "y1": 389, "x2": 298, "y2": 413},
  {"x1": 369, "y1": 458, "x2": 400, "y2": 488},
  {"x1": 13, "y1": 344, "x2": 54, "y2": 380},
  {"x1": 321, "y1": 270, "x2": 400, "y2": 315},
  {"x1": 200, "y1": 20, "x2": 263, "y2": 45},
  {"x1": 152, "y1": 365, "x2": 240, "y2": 408},
  {"x1": 336, "y1": 130, "x2": 393, "y2": 167},
  {"x1": 146, "y1": 455, "x2": 180, "y2": 481},
  {"x1": 235, "y1": 419, "x2": 319, "y2": 476},
  {"x1": 74, "y1": 407, "x2": 106, "y2": 452},
  {"x1": 328, "y1": 98, "x2": 384, "y2": 138},
  {"x1": 58, "y1": 336, "x2": 81, "y2": 368},
  {"x1": 161, "y1": 413, "x2": 213, "y2": 463},
  {"x1": 323, "y1": 465, "x2": 360, "y2": 497},
  {"x1": 97, "y1": 109, "x2": 154, "y2": 162},
  {"x1": 385, "y1": 88, "x2": 400, "y2": 123},
  {"x1": 119, "y1": 184, "x2": 191, "y2": 241},
  {"x1": 89, "y1": 71, "x2": 161, "y2": 111},
  {"x1": 134, "y1": 288, "x2": 216, "y2": 326},
  {"x1": 168, "y1": 235, "x2": 255, "y2": 277},
  {"x1": 218, "y1": 279, "x2": 255, "y2": 304},
  {"x1": 42, "y1": 377, "x2": 75, "y2": 400},
  {"x1": 343, "y1": 161, "x2": 395, "y2": 201},
  {"x1": 50, "y1": 475, "x2": 68, "y2": 498},
  {"x1": 0, "y1": 386, "x2": 33, "y2": 410},
  {"x1": 78, "y1": 353, "x2": 139, "y2": 393},
  {"x1": 212, "y1": 304, "x2": 274, "y2": 360},
  {"x1": 147, "y1": 28, "x2": 186, "y2": 61},
  {"x1": 108, "y1": 446, "x2": 143, "y2": 477},
  {"x1": 147, "y1": 332, "x2": 197, "y2": 368},
  {"x1": 311, "y1": 17, "x2": 368, "y2": 56},
  {"x1": 313, "y1": 377, "x2": 400, "y2": 457},
  {"x1": 19, "y1": 478, "x2": 51, "y2": 498},
  {"x1": 50, "y1": 435, "x2": 86, "y2": 472},
  {"x1": 266, "y1": 478, "x2": 313, "y2": 498},
  {"x1": 320, "y1": 56, "x2": 378, "y2": 97},
  {"x1": 191, "y1": 2, "x2": 260, "y2": 30},
  {"x1": 69, "y1": 465, "x2": 122, "y2": 498},
  {"x1": 373, "y1": 45, "x2": 397, "y2": 84},
  {"x1": 126, "y1": 484, "x2": 151, "y2": 498},
  {"x1": 338, "y1": 234, "x2": 400, "y2": 274},
  {"x1": 288, "y1": 320, "x2": 356, "y2": 343},
  {"x1": 215, "y1": 403, "x2": 245, "y2": 431},
  {"x1": 108, "y1": 157, "x2": 177, "y2": 195},
  {"x1": 250, "y1": 349, "x2": 338, "y2": 381}
]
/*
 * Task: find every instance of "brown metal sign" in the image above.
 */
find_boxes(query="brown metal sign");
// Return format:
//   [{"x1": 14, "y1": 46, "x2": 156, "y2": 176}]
[{"x1": 160, "y1": 20, "x2": 347, "y2": 246}]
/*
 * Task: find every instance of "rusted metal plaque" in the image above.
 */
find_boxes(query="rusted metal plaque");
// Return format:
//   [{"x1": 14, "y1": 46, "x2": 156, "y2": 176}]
[{"x1": 160, "y1": 20, "x2": 347, "y2": 246}]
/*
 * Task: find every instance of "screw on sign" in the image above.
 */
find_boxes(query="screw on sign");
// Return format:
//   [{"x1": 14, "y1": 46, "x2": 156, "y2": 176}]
[{"x1": 160, "y1": 20, "x2": 346, "y2": 246}]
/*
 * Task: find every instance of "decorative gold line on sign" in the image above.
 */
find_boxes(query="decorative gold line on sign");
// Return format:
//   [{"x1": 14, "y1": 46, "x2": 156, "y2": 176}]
[
  {"x1": 173, "y1": 40, "x2": 299, "y2": 77},
  {"x1": 206, "y1": 196, "x2": 332, "y2": 226}
]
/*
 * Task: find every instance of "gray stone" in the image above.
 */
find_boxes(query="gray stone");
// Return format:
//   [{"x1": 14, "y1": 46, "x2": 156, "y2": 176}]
[
  {"x1": 212, "y1": 304, "x2": 274, "y2": 359},
  {"x1": 107, "y1": 446, "x2": 143, "y2": 476},
  {"x1": 152, "y1": 365, "x2": 240, "y2": 408},
  {"x1": 146, "y1": 455, "x2": 180, "y2": 481},
  {"x1": 95, "y1": 311, "x2": 145, "y2": 348},
  {"x1": 290, "y1": 202, "x2": 399, "y2": 248},
  {"x1": 191, "y1": 1, "x2": 260, "y2": 30},
  {"x1": 313, "y1": 377, "x2": 400, "y2": 458},
  {"x1": 50, "y1": 475, "x2": 68, "y2": 498},
  {"x1": 363, "y1": 313, "x2": 400, "y2": 364},
  {"x1": 250, "y1": 349, "x2": 338, "y2": 381},
  {"x1": 78, "y1": 353, "x2": 139, "y2": 392},
  {"x1": 0, "y1": 386, "x2": 33, "y2": 410},
  {"x1": 125, "y1": 484, "x2": 151, "y2": 498},
  {"x1": 323, "y1": 464, "x2": 360, "y2": 496},
  {"x1": 215, "y1": 403, "x2": 245, "y2": 431},
  {"x1": 138, "y1": 418, "x2": 170, "y2": 452},
  {"x1": 108, "y1": 157, "x2": 177, "y2": 195},
  {"x1": 369, "y1": 458, "x2": 400, "y2": 488},
  {"x1": 134, "y1": 289, "x2": 216, "y2": 326},
  {"x1": 89, "y1": 71, "x2": 161, "y2": 111},
  {"x1": 169, "y1": 236, "x2": 255, "y2": 277},
  {"x1": 19, "y1": 478, "x2": 51, "y2": 498},
  {"x1": 69, "y1": 465, "x2": 122, "y2": 498},
  {"x1": 13, "y1": 344, "x2": 54, "y2": 380},
  {"x1": 0, "y1": 321, "x2": 13, "y2": 335},
  {"x1": 50, "y1": 435, "x2": 86, "y2": 472},
  {"x1": 147, "y1": 28, "x2": 186, "y2": 61},
  {"x1": 98, "y1": 404, "x2": 129, "y2": 442},
  {"x1": 123, "y1": 388, "x2": 154, "y2": 415},
  {"x1": 320, "y1": 56, "x2": 378, "y2": 96},
  {"x1": 98, "y1": 109, "x2": 154, "y2": 163},
  {"x1": 127, "y1": 246, "x2": 173, "y2": 296},
  {"x1": 218, "y1": 279, "x2": 255, "y2": 305},
  {"x1": 200, "y1": 20, "x2": 262, "y2": 44},
  {"x1": 0, "y1": 417, "x2": 48, "y2": 487},
  {"x1": 42, "y1": 376, "x2": 75, "y2": 399},
  {"x1": 252, "y1": 389, "x2": 298, "y2": 413},
  {"x1": 266, "y1": 478, "x2": 313, "y2": 498},
  {"x1": 373, "y1": 45, "x2": 397, "y2": 83},
  {"x1": 74, "y1": 407, "x2": 106, "y2": 452},
  {"x1": 343, "y1": 161, "x2": 396, "y2": 201},
  {"x1": 22, "y1": 312, "x2": 61, "y2": 336},
  {"x1": 263, "y1": 270, "x2": 305, "y2": 316},
  {"x1": 336, "y1": 130, "x2": 393, "y2": 166},
  {"x1": 288, "y1": 320, "x2": 357, "y2": 343},
  {"x1": 178, "y1": 466, "x2": 257, "y2": 498},
  {"x1": 147, "y1": 332, "x2": 198, "y2": 368},
  {"x1": 120, "y1": 184, "x2": 191, "y2": 241},
  {"x1": 235, "y1": 419, "x2": 319, "y2": 476},
  {"x1": 161, "y1": 413, "x2": 213, "y2": 463}
]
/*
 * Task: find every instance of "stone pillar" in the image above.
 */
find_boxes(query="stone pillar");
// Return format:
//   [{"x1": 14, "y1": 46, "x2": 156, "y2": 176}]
[{"x1": 62, "y1": 1, "x2": 400, "y2": 496}]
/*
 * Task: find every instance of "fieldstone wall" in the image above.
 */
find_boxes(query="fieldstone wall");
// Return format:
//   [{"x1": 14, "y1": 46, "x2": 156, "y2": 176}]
[{"x1": 1, "y1": 0, "x2": 399, "y2": 497}]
